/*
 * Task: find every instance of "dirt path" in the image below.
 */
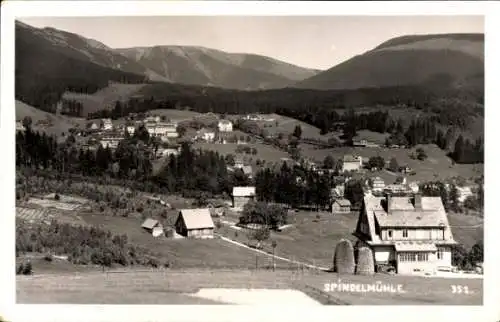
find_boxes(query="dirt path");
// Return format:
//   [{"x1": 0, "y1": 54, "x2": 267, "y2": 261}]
[{"x1": 216, "y1": 234, "x2": 330, "y2": 271}]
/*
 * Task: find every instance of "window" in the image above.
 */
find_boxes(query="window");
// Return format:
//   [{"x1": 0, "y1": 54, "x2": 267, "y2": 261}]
[
  {"x1": 437, "y1": 248, "x2": 444, "y2": 260},
  {"x1": 417, "y1": 253, "x2": 429, "y2": 261},
  {"x1": 399, "y1": 252, "x2": 417, "y2": 262},
  {"x1": 387, "y1": 230, "x2": 393, "y2": 238},
  {"x1": 403, "y1": 229, "x2": 408, "y2": 238}
]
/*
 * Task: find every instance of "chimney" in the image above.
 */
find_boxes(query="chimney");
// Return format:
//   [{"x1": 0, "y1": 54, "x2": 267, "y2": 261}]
[
  {"x1": 414, "y1": 193, "x2": 422, "y2": 210},
  {"x1": 386, "y1": 193, "x2": 393, "y2": 213}
]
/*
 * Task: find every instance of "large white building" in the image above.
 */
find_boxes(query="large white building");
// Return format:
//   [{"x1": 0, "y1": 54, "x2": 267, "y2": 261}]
[
  {"x1": 342, "y1": 155, "x2": 363, "y2": 172},
  {"x1": 354, "y1": 193, "x2": 457, "y2": 275},
  {"x1": 218, "y1": 119, "x2": 233, "y2": 132}
]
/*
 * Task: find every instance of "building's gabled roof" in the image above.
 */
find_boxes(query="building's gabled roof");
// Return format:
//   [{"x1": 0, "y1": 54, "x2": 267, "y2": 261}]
[
  {"x1": 242, "y1": 165, "x2": 253, "y2": 175},
  {"x1": 343, "y1": 155, "x2": 359, "y2": 163},
  {"x1": 141, "y1": 218, "x2": 159, "y2": 229},
  {"x1": 218, "y1": 119, "x2": 232, "y2": 125},
  {"x1": 232, "y1": 186, "x2": 256, "y2": 197},
  {"x1": 360, "y1": 195, "x2": 455, "y2": 242},
  {"x1": 335, "y1": 199, "x2": 351, "y2": 207},
  {"x1": 178, "y1": 208, "x2": 214, "y2": 229}
]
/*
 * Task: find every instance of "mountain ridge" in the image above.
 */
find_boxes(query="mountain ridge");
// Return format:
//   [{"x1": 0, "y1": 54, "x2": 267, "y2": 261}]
[
  {"x1": 294, "y1": 33, "x2": 484, "y2": 91},
  {"x1": 16, "y1": 20, "x2": 319, "y2": 90}
]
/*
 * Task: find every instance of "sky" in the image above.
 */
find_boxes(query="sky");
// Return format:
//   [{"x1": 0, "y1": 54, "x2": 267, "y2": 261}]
[{"x1": 18, "y1": 16, "x2": 483, "y2": 70}]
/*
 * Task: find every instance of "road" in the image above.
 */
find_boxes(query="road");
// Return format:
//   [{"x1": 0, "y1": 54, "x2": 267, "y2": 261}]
[{"x1": 215, "y1": 234, "x2": 330, "y2": 271}]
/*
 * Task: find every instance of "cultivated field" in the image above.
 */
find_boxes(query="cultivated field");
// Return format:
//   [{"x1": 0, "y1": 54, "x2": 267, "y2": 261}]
[{"x1": 17, "y1": 269, "x2": 483, "y2": 305}]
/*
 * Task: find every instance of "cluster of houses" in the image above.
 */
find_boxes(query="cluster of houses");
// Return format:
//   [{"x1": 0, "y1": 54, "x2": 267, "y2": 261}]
[
  {"x1": 243, "y1": 114, "x2": 276, "y2": 122},
  {"x1": 82, "y1": 116, "x2": 181, "y2": 152},
  {"x1": 193, "y1": 119, "x2": 234, "y2": 143}
]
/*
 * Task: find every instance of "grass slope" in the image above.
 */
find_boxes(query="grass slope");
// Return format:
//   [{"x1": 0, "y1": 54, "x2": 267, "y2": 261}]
[
  {"x1": 63, "y1": 83, "x2": 146, "y2": 115},
  {"x1": 15, "y1": 100, "x2": 86, "y2": 135}
]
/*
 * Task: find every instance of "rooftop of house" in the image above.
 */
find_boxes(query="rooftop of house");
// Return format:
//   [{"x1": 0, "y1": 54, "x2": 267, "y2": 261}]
[
  {"x1": 141, "y1": 218, "x2": 160, "y2": 230},
  {"x1": 335, "y1": 199, "x2": 352, "y2": 207},
  {"x1": 360, "y1": 194, "x2": 456, "y2": 244},
  {"x1": 242, "y1": 165, "x2": 253, "y2": 175},
  {"x1": 343, "y1": 155, "x2": 360, "y2": 163},
  {"x1": 178, "y1": 208, "x2": 214, "y2": 229},
  {"x1": 365, "y1": 194, "x2": 451, "y2": 228},
  {"x1": 218, "y1": 119, "x2": 232, "y2": 125},
  {"x1": 232, "y1": 186, "x2": 256, "y2": 197}
]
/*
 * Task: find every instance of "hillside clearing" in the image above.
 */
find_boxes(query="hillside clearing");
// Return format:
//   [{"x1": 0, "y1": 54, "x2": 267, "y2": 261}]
[
  {"x1": 301, "y1": 144, "x2": 482, "y2": 182},
  {"x1": 15, "y1": 100, "x2": 86, "y2": 135},
  {"x1": 62, "y1": 83, "x2": 146, "y2": 116},
  {"x1": 193, "y1": 142, "x2": 289, "y2": 163}
]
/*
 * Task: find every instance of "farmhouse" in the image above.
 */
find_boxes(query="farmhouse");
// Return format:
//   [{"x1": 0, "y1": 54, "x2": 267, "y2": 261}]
[
  {"x1": 331, "y1": 184, "x2": 345, "y2": 199},
  {"x1": 371, "y1": 177, "x2": 385, "y2": 192},
  {"x1": 175, "y1": 208, "x2": 215, "y2": 239},
  {"x1": 101, "y1": 119, "x2": 113, "y2": 131},
  {"x1": 144, "y1": 115, "x2": 161, "y2": 123},
  {"x1": 354, "y1": 193, "x2": 457, "y2": 275},
  {"x1": 232, "y1": 186, "x2": 256, "y2": 211},
  {"x1": 353, "y1": 139, "x2": 379, "y2": 148},
  {"x1": 218, "y1": 119, "x2": 233, "y2": 132},
  {"x1": 242, "y1": 165, "x2": 253, "y2": 178},
  {"x1": 196, "y1": 128, "x2": 216, "y2": 142},
  {"x1": 342, "y1": 155, "x2": 363, "y2": 172},
  {"x1": 125, "y1": 125, "x2": 136, "y2": 135},
  {"x1": 141, "y1": 218, "x2": 164, "y2": 237},
  {"x1": 99, "y1": 136, "x2": 122, "y2": 149},
  {"x1": 332, "y1": 199, "x2": 351, "y2": 214},
  {"x1": 234, "y1": 157, "x2": 244, "y2": 169}
]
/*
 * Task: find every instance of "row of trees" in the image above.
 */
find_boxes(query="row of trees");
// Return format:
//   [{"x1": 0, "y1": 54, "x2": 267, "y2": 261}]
[
  {"x1": 254, "y1": 163, "x2": 333, "y2": 210},
  {"x1": 16, "y1": 126, "x2": 247, "y2": 197}
]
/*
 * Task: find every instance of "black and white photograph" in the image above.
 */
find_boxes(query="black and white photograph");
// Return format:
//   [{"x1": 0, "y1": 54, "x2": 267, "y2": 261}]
[{"x1": 1, "y1": 1, "x2": 499, "y2": 321}]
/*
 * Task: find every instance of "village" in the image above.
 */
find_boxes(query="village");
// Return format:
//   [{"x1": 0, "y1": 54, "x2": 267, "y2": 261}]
[{"x1": 15, "y1": 110, "x2": 483, "y2": 278}]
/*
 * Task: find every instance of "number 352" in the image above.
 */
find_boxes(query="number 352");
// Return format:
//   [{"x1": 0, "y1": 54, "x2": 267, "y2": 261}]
[{"x1": 451, "y1": 285, "x2": 471, "y2": 294}]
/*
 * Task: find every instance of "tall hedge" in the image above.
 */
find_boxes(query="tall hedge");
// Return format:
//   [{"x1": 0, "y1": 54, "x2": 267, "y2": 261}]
[
  {"x1": 333, "y1": 239, "x2": 355, "y2": 274},
  {"x1": 356, "y1": 246, "x2": 375, "y2": 275}
]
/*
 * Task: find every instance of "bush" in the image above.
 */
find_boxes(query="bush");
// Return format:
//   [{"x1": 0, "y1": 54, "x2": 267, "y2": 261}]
[
  {"x1": 44, "y1": 254, "x2": 53, "y2": 262},
  {"x1": 355, "y1": 247, "x2": 375, "y2": 275},
  {"x1": 333, "y1": 239, "x2": 355, "y2": 274}
]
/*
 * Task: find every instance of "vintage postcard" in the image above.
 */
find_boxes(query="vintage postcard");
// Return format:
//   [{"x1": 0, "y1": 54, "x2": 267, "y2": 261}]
[{"x1": 1, "y1": 1, "x2": 498, "y2": 322}]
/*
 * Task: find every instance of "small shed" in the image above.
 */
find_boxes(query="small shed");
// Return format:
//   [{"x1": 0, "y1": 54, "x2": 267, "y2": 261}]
[
  {"x1": 232, "y1": 186, "x2": 256, "y2": 211},
  {"x1": 141, "y1": 218, "x2": 162, "y2": 233},
  {"x1": 175, "y1": 208, "x2": 215, "y2": 239},
  {"x1": 332, "y1": 199, "x2": 352, "y2": 214}
]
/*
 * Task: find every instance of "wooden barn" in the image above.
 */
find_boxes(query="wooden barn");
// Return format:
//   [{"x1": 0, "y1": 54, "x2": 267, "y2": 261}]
[
  {"x1": 175, "y1": 208, "x2": 215, "y2": 239},
  {"x1": 332, "y1": 199, "x2": 352, "y2": 214}
]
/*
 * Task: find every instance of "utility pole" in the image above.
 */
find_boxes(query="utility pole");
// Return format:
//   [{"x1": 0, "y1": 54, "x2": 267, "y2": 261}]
[{"x1": 271, "y1": 240, "x2": 277, "y2": 272}]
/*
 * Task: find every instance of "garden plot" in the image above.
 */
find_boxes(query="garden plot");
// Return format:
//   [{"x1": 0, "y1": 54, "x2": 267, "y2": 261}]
[
  {"x1": 27, "y1": 197, "x2": 82, "y2": 211},
  {"x1": 16, "y1": 207, "x2": 55, "y2": 223}
]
